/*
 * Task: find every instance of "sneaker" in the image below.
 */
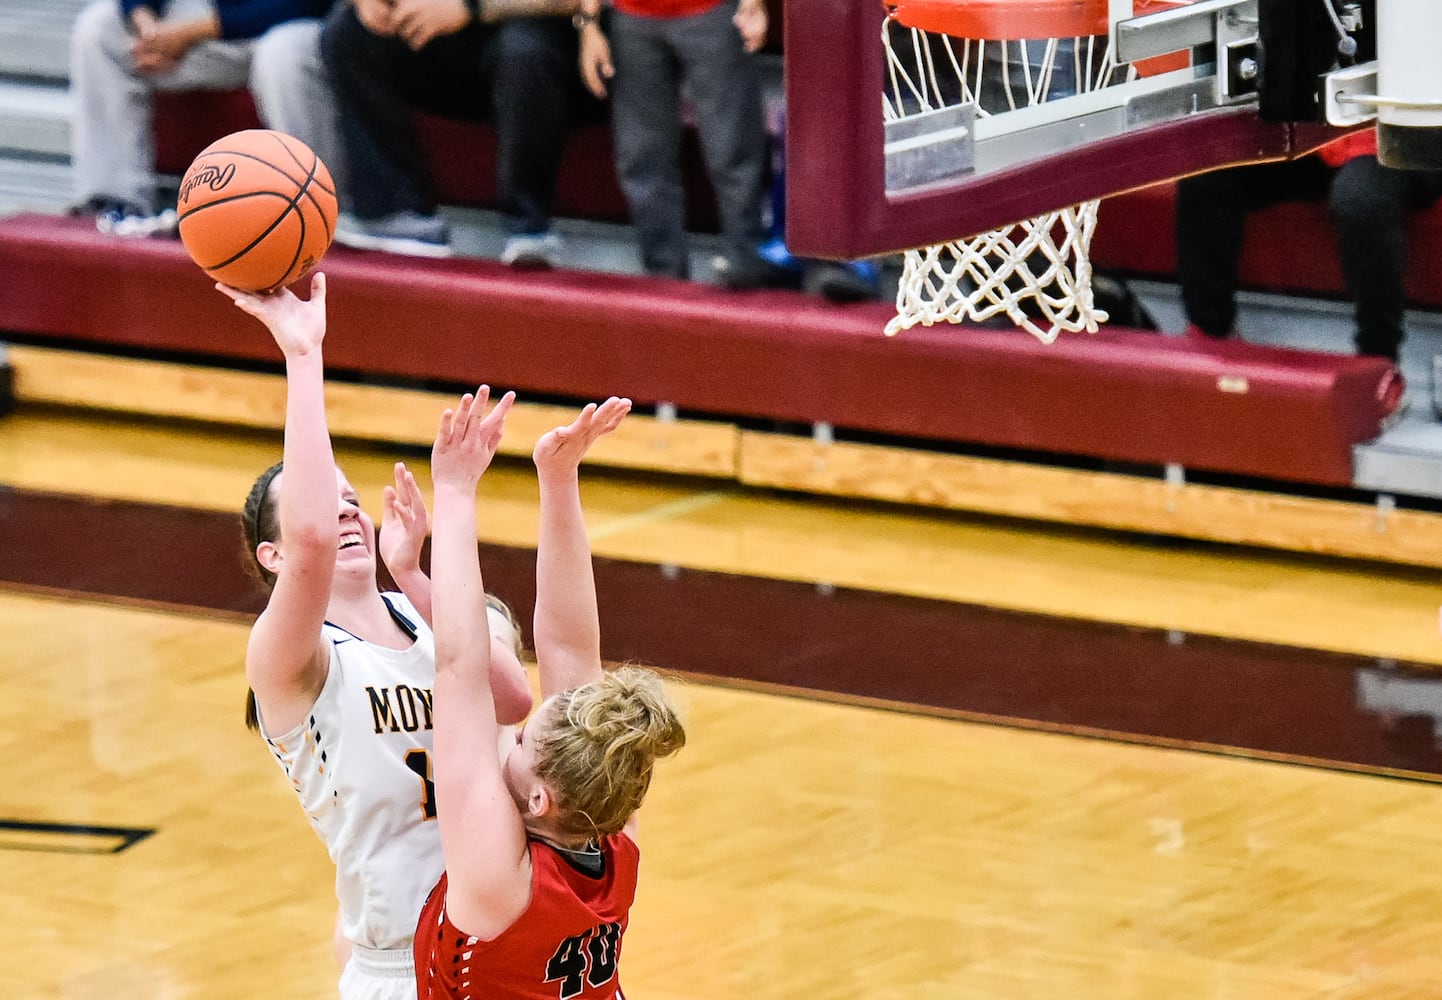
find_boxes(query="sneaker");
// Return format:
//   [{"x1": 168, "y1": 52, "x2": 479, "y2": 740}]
[
  {"x1": 757, "y1": 236, "x2": 804, "y2": 275},
  {"x1": 102, "y1": 208, "x2": 178, "y2": 238},
  {"x1": 711, "y1": 252, "x2": 791, "y2": 291},
  {"x1": 71, "y1": 196, "x2": 177, "y2": 238},
  {"x1": 334, "y1": 212, "x2": 451, "y2": 258},
  {"x1": 802, "y1": 260, "x2": 882, "y2": 303},
  {"x1": 500, "y1": 231, "x2": 562, "y2": 269},
  {"x1": 69, "y1": 195, "x2": 143, "y2": 218}
]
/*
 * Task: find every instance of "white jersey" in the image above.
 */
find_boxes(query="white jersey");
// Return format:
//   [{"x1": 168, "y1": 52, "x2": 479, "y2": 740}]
[{"x1": 259, "y1": 593, "x2": 444, "y2": 954}]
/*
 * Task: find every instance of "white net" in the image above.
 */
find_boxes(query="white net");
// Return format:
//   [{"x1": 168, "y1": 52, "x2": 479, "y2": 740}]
[
  {"x1": 886, "y1": 201, "x2": 1102, "y2": 341},
  {"x1": 882, "y1": 14, "x2": 1130, "y2": 343}
]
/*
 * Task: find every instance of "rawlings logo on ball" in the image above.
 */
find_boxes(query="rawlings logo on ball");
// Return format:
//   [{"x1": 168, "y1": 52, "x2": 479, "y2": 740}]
[{"x1": 181, "y1": 163, "x2": 237, "y2": 205}]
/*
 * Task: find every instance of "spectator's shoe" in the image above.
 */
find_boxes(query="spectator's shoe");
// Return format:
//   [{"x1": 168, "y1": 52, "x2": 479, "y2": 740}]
[
  {"x1": 69, "y1": 195, "x2": 143, "y2": 219},
  {"x1": 500, "y1": 231, "x2": 562, "y2": 269},
  {"x1": 758, "y1": 236, "x2": 804, "y2": 275},
  {"x1": 101, "y1": 208, "x2": 178, "y2": 238},
  {"x1": 334, "y1": 212, "x2": 451, "y2": 258},
  {"x1": 711, "y1": 252, "x2": 792, "y2": 291},
  {"x1": 803, "y1": 260, "x2": 883, "y2": 303},
  {"x1": 71, "y1": 197, "x2": 177, "y2": 238},
  {"x1": 1378, "y1": 366, "x2": 1408, "y2": 432}
]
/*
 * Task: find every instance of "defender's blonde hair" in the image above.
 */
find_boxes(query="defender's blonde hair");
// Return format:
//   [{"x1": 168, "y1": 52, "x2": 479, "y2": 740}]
[{"x1": 534, "y1": 666, "x2": 686, "y2": 838}]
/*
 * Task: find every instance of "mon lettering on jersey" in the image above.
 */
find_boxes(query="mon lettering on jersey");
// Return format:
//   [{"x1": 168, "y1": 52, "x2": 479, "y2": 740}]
[{"x1": 366, "y1": 684, "x2": 434, "y2": 734}]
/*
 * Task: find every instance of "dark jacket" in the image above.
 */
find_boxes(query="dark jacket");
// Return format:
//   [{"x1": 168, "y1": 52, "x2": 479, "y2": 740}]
[{"x1": 117, "y1": 0, "x2": 333, "y2": 42}]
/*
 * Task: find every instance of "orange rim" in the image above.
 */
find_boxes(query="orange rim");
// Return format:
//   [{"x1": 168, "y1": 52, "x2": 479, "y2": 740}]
[{"x1": 886, "y1": 0, "x2": 1112, "y2": 41}]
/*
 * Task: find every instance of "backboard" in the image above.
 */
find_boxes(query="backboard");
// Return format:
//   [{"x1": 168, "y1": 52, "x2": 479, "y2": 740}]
[{"x1": 783, "y1": 0, "x2": 1377, "y2": 261}]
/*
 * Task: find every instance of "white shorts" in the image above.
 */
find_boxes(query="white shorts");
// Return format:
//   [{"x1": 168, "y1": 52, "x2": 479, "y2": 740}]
[{"x1": 338, "y1": 946, "x2": 416, "y2": 1000}]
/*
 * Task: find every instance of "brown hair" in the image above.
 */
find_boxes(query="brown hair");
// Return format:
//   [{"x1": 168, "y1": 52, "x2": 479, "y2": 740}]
[
  {"x1": 242, "y1": 461, "x2": 283, "y2": 732},
  {"x1": 241, "y1": 460, "x2": 284, "y2": 590},
  {"x1": 533, "y1": 666, "x2": 686, "y2": 839}
]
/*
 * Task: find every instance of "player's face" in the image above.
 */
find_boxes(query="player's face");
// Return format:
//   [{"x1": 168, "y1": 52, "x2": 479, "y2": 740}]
[
  {"x1": 329, "y1": 468, "x2": 376, "y2": 572},
  {"x1": 255, "y1": 467, "x2": 376, "y2": 586}
]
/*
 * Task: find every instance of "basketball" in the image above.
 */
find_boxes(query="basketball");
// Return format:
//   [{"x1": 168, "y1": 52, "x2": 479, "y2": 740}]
[{"x1": 177, "y1": 129, "x2": 338, "y2": 294}]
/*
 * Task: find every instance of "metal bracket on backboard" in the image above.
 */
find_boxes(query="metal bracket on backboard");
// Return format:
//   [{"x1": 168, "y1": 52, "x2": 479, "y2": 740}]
[
  {"x1": 1126, "y1": 79, "x2": 1218, "y2": 128},
  {"x1": 884, "y1": 103, "x2": 976, "y2": 190},
  {"x1": 1325, "y1": 62, "x2": 1380, "y2": 125},
  {"x1": 1115, "y1": 0, "x2": 1260, "y2": 104},
  {"x1": 1323, "y1": 60, "x2": 1442, "y2": 126}
]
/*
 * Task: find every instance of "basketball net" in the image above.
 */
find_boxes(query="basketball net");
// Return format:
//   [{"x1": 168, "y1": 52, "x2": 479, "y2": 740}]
[{"x1": 882, "y1": 14, "x2": 1132, "y2": 343}]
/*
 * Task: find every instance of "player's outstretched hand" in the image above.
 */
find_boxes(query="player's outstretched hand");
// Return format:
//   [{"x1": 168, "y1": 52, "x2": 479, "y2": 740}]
[
  {"x1": 379, "y1": 461, "x2": 430, "y2": 578},
  {"x1": 216, "y1": 271, "x2": 327, "y2": 359},
  {"x1": 533, "y1": 396, "x2": 631, "y2": 477},
  {"x1": 431, "y1": 386, "x2": 516, "y2": 491}
]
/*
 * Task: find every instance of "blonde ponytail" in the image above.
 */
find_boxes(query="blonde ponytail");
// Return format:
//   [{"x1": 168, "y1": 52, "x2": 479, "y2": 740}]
[{"x1": 534, "y1": 666, "x2": 686, "y2": 838}]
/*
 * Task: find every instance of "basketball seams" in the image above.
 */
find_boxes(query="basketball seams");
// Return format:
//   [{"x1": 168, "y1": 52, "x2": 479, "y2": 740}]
[
  {"x1": 189, "y1": 189, "x2": 308, "y2": 279},
  {"x1": 178, "y1": 129, "x2": 337, "y2": 293},
  {"x1": 177, "y1": 158, "x2": 335, "y2": 243},
  {"x1": 262, "y1": 131, "x2": 336, "y2": 243}
]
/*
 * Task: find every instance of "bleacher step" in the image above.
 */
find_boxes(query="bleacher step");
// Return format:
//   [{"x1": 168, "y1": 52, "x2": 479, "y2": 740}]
[
  {"x1": 0, "y1": 78, "x2": 71, "y2": 160},
  {"x1": 0, "y1": 0, "x2": 86, "y2": 82}
]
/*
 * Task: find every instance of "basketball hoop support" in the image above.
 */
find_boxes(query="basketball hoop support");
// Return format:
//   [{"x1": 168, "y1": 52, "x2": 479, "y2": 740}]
[{"x1": 1323, "y1": 0, "x2": 1442, "y2": 169}]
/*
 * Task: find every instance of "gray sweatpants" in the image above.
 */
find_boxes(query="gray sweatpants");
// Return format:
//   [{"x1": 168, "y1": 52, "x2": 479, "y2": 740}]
[
  {"x1": 608, "y1": 0, "x2": 767, "y2": 279},
  {"x1": 69, "y1": 0, "x2": 344, "y2": 212}
]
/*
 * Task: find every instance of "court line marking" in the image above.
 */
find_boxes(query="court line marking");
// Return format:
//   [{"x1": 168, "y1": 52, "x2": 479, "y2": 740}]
[
  {"x1": 588, "y1": 489, "x2": 737, "y2": 541},
  {"x1": 0, "y1": 818, "x2": 155, "y2": 854}
]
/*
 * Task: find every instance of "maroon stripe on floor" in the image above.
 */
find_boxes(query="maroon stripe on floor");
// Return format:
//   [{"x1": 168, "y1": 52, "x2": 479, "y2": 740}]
[{"x1": 4, "y1": 489, "x2": 1440, "y2": 780}]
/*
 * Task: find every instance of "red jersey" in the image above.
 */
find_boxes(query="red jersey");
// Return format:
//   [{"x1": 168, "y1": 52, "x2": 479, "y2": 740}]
[
  {"x1": 612, "y1": 0, "x2": 723, "y2": 20},
  {"x1": 415, "y1": 834, "x2": 640, "y2": 1000}
]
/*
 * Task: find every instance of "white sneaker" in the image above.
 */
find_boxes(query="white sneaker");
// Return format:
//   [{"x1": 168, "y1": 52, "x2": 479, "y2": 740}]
[
  {"x1": 500, "y1": 231, "x2": 562, "y2": 268},
  {"x1": 334, "y1": 212, "x2": 452, "y2": 258},
  {"x1": 99, "y1": 208, "x2": 178, "y2": 239}
]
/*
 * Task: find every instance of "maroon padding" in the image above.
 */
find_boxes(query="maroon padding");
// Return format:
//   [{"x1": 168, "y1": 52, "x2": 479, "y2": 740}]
[
  {"x1": 782, "y1": 0, "x2": 1340, "y2": 260},
  {"x1": 0, "y1": 213, "x2": 1392, "y2": 485},
  {"x1": 153, "y1": 89, "x2": 263, "y2": 174},
  {"x1": 1093, "y1": 181, "x2": 1442, "y2": 309},
  {"x1": 153, "y1": 91, "x2": 722, "y2": 231}
]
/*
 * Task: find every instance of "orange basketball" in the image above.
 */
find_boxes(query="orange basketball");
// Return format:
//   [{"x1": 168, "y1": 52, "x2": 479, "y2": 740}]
[{"x1": 177, "y1": 129, "x2": 338, "y2": 293}]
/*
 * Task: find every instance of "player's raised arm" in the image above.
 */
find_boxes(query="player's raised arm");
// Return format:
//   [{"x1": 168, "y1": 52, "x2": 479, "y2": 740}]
[
  {"x1": 223, "y1": 274, "x2": 337, "y2": 730},
  {"x1": 531, "y1": 397, "x2": 631, "y2": 699},
  {"x1": 427, "y1": 387, "x2": 533, "y2": 937}
]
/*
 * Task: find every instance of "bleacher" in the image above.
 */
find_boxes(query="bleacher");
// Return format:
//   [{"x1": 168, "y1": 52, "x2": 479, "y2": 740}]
[{"x1": 5, "y1": 2, "x2": 1442, "y2": 570}]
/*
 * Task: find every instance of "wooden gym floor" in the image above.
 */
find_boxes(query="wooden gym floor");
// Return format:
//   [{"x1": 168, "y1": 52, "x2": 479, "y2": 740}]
[{"x1": 4, "y1": 404, "x2": 1442, "y2": 999}]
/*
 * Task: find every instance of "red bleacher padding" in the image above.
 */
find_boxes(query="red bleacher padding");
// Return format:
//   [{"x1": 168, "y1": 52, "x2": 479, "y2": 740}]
[{"x1": 0, "y1": 213, "x2": 1393, "y2": 486}]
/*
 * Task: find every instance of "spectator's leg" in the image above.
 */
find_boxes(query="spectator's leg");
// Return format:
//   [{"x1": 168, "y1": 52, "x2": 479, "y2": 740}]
[
  {"x1": 483, "y1": 18, "x2": 576, "y2": 236},
  {"x1": 69, "y1": 0, "x2": 249, "y2": 213},
  {"x1": 675, "y1": 2, "x2": 767, "y2": 272},
  {"x1": 609, "y1": 10, "x2": 688, "y2": 278},
  {"x1": 1176, "y1": 158, "x2": 1326, "y2": 337},
  {"x1": 1331, "y1": 155, "x2": 1442, "y2": 361},
  {"x1": 319, "y1": 4, "x2": 434, "y2": 218},
  {"x1": 248, "y1": 19, "x2": 348, "y2": 198}
]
